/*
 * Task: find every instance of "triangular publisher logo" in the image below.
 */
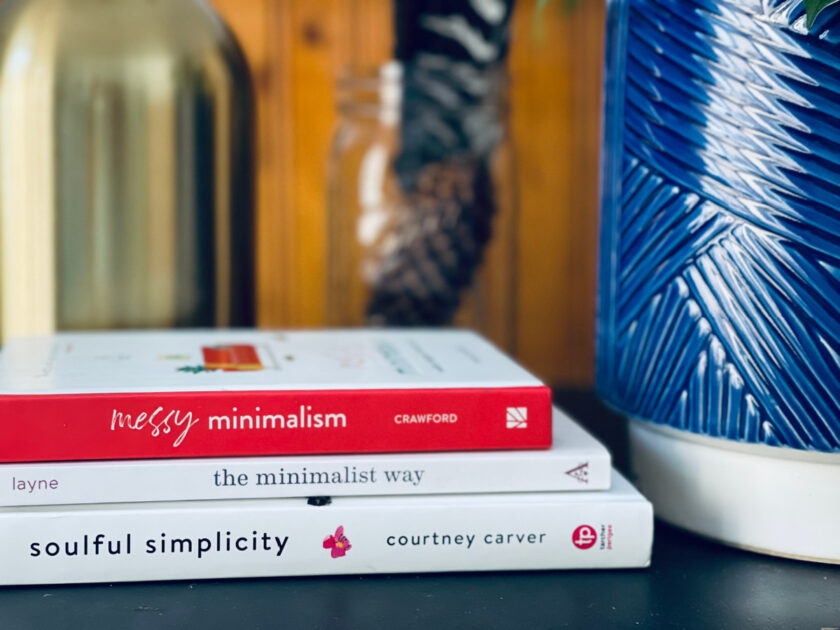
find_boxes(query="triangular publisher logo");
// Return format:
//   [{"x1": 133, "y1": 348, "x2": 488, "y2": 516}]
[{"x1": 565, "y1": 462, "x2": 589, "y2": 484}]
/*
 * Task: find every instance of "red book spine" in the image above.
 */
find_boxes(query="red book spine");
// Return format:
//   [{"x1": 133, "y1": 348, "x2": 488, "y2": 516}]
[{"x1": 0, "y1": 386, "x2": 552, "y2": 463}]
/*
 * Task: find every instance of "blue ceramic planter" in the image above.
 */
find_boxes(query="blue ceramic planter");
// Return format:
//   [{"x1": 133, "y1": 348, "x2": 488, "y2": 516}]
[{"x1": 598, "y1": 0, "x2": 840, "y2": 452}]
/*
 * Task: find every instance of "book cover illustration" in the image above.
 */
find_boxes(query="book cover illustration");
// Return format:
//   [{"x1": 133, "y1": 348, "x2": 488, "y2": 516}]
[
  {"x1": 180, "y1": 344, "x2": 265, "y2": 373},
  {"x1": 0, "y1": 329, "x2": 545, "y2": 392},
  {"x1": 323, "y1": 526, "x2": 351, "y2": 558}
]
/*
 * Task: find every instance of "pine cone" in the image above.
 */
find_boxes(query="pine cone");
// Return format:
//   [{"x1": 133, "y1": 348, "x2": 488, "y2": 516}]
[
  {"x1": 369, "y1": 0, "x2": 515, "y2": 325},
  {"x1": 365, "y1": 158, "x2": 495, "y2": 325}
]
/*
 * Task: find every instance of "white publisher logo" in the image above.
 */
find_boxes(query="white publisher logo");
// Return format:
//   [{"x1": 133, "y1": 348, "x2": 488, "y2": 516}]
[{"x1": 506, "y1": 407, "x2": 528, "y2": 429}]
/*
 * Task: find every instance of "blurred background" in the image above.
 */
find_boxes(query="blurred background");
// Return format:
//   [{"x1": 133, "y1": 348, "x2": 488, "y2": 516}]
[
  {"x1": 0, "y1": 0, "x2": 604, "y2": 388},
  {"x1": 211, "y1": 0, "x2": 604, "y2": 387}
]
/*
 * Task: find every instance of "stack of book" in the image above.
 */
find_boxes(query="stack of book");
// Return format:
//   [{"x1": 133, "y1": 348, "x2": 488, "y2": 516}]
[{"x1": 0, "y1": 329, "x2": 652, "y2": 584}]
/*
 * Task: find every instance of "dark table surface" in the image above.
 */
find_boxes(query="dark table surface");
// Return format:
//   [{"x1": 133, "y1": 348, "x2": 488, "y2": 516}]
[{"x1": 2, "y1": 391, "x2": 839, "y2": 629}]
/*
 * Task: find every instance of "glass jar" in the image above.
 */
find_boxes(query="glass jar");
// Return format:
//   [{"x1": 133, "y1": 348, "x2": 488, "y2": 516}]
[{"x1": 326, "y1": 62, "x2": 517, "y2": 351}]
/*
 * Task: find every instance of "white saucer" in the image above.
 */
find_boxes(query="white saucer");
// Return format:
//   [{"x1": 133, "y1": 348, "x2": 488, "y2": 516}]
[{"x1": 629, "y1": 419, "x2": 840, "y2": 564}]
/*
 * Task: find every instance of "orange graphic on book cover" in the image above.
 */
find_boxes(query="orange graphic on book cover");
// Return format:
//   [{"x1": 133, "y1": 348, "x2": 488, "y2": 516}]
[{"x1": 201, "y1": 345, "x2": 263, "y2": 371}]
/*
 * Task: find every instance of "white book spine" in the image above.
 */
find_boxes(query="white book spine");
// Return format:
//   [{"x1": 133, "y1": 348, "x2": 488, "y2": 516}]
[
  {"x1": 0, "y1": 475, "x2": 652, "y2": 584},
  {"x1": 0, "y1": 408, "x2": 611, "y2": 507},
  {"x1": 0, "y1": 451, "x2": 609, "y2": 506}
]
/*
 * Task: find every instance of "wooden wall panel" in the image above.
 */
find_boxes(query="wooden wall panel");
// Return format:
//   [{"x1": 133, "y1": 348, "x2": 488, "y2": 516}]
[
  {"x1": 212, "y1": 0, "x2": 605, "y2": 387},
  {"x1": 510, "y1": 0, "x2": 605, "y2": 385}
]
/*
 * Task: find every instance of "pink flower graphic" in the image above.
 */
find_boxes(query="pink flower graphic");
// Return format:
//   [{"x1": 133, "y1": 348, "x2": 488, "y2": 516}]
[{"x1": 323, "y1": 526, "x2": 352, "y2": 558}]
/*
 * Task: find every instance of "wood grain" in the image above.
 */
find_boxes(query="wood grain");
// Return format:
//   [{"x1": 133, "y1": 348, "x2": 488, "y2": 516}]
[
  {"x1": 510, "y1": 0, "x2": 604, "y2": 385},
  {"x1": 211, "y1": 0, "x2": 604, "y2": 386}
]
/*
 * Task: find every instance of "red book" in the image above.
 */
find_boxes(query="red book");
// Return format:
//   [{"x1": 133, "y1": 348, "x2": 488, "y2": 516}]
[{"x1": 0, "y1": 329, "x2": 552, "y2": 463}]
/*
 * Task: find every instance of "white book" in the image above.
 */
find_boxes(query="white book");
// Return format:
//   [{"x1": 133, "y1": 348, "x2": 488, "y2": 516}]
[
  {"x1": 0, "y1": 407, "x2": 609, "y2": 507},
  {"x1": 0, "y1": 470, "x2": 652, "y2": 584}
]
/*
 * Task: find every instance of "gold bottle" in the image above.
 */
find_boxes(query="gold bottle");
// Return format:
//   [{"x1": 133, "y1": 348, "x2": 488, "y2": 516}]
[{"x1": 0, "y1": 0, "x2": 254, "y2": 342}]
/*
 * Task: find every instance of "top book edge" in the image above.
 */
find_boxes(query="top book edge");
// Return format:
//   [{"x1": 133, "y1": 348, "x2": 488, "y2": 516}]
[{"x1": 0, "y1": 328, "x2": 546, "y2": 395}]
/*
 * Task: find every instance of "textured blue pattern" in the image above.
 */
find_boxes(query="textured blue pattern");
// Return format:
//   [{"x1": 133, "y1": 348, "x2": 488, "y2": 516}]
[{"x1": 597, "y1": 0, "x2": 840, "y2": 450}]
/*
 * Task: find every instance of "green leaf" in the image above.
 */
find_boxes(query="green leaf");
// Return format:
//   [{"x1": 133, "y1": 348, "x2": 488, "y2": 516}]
[
  {"x1": 804, "y1": 0, "x2": 840, "y2": 28},
  {"x1": 177, "y1": 365, "x2": 206, "y2": 373}
]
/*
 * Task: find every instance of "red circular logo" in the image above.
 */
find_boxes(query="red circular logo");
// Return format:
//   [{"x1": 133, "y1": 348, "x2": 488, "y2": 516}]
[{"x1": 572, "y1": 525, "x2": 598, "y2": 550}]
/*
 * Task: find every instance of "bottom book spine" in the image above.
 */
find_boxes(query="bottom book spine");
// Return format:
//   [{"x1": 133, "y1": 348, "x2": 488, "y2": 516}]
[{"x1": 0, "y1": 492, "x2": 652, "y2": 584}]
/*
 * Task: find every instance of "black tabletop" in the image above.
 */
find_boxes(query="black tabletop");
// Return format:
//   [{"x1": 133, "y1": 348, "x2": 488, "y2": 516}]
[{"x1": 2, "y1": 391, "x2": 839, "y2": 629}]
